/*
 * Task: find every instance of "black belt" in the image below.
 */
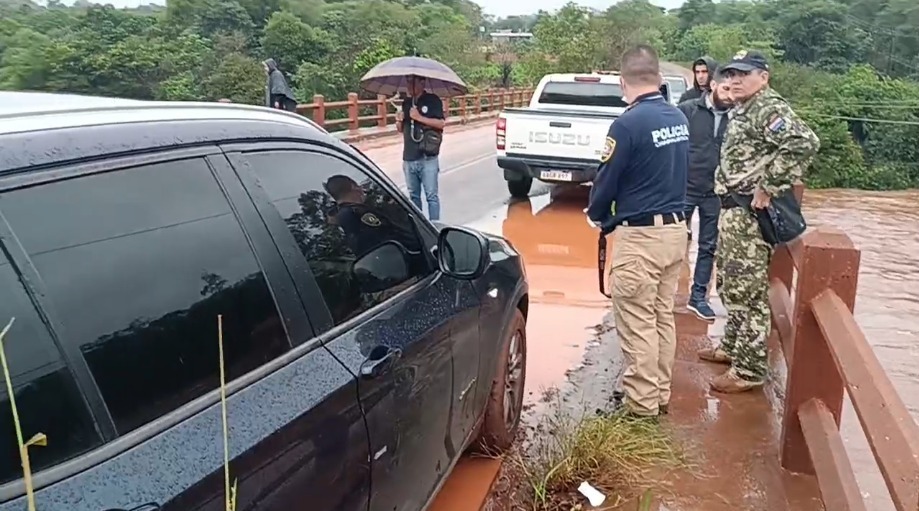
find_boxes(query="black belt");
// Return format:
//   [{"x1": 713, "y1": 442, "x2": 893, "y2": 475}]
[
  {"x1": 595, "y1": 211, "x2": 685, "y2": 298},
  {"x1": 620, "y1": 211, "x2": 685, "y2": 227},
  {"x1": 720, "y1": 194, "x2": 741, "y2": 209}
]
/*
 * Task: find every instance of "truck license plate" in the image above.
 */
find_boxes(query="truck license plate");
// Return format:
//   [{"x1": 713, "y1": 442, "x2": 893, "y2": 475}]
[{"x1": 540, "y1": 170, "x2": 572, "y2": 181}]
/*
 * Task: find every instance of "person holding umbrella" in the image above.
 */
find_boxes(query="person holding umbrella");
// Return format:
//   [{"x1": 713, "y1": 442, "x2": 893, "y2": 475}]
[
  {"x1": 397, "y1": 76, "x2": 445, "y2": 221},
  {"x1": 360, "y1": 56, "x2": 468, "y2": 221}
]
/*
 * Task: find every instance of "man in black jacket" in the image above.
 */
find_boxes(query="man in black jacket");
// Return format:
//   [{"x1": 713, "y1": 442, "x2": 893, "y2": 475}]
[
  {"x1": 678, "y1": 56, "x2": 718, "y2": 103},
  {"x1": 678, "y1": 67, "x2": 732, "y2": 322}
]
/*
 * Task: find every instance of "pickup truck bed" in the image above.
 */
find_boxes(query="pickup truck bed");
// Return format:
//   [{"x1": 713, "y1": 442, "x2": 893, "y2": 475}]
[
  {"x1": 496, "y1": 72, "x2": 662, "y2": 198},
  {"x1": 497, "y1": 107, "x2": 619, "y2": 196}
]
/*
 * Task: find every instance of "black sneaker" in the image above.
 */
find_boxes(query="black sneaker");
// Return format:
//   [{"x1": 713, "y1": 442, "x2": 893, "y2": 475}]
[
  {"x1": 687, "y1": 299, "x2": 716, "y2": 322},
  {"x1": 596, "y1": 392, "x2": 660, "y2": 422}
]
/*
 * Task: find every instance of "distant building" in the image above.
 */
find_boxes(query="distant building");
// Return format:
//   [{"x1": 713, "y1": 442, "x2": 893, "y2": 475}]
[{"x1": 489, "y1": 31, "x2": 534, "y2": 44}]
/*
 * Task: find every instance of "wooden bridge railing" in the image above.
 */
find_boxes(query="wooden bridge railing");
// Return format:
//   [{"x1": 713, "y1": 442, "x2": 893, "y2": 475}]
[
  {"x1": 295, "y1": 88, "x2": 535, "y2": 133},
  {"x1": 768, "y1": 185, "x2": 919, "y2": 511}
]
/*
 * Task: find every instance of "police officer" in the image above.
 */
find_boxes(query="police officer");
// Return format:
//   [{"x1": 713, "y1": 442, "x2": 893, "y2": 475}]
[
  {"x1": 587, "y1": 45, "x2": 690, "y2": 419},
  {"x1": 324, "y1": 175, "x2": 421, "y2": 257},
  {"x1": 702, "y1": 50, "x2": 819, "y2": 393}
]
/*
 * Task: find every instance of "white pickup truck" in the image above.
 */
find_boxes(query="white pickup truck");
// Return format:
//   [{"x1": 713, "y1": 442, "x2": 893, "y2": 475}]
[{"x1": 496, "y1": 72, "x2": 672, "y2": 198}]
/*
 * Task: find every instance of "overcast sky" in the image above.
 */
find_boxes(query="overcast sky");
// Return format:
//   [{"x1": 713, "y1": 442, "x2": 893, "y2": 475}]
[{"x1": 481, "y1": 0, "x2": 685, "y2": 18}]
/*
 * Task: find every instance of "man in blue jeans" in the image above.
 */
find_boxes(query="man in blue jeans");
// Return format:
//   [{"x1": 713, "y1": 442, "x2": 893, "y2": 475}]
[
  {"x1": 678, "y1": 67, "x2": 732, "y2": 322},
  {"x1": 396, "y1": 77, "x2": 445, "y2": 221}
]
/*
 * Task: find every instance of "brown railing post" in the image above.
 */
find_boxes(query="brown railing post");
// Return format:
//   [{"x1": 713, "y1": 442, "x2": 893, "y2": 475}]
[
  {"x1": 442, "y1": 98, "x2": 450, "y2": 120},
  {"x1": 780, "y1": 228, "x2": 861, "y2": 474},
  {"x1": 347, "y1": 92, "x2": 359, "y2": 132},
  {"x1": 769, "y1": 247, "x2": 795, "y2": 292},
  {"x1": 312, "y1": 94, "x2": 325, "y2": 127},
  {"x1": 376, "y1": 94, "x2": 387, "y2": 128},
  {"x1": 459, "y1": 95, "x2": 467, "y2": 118},
  {"x1": 475, "y1": 92, "x2": 482, "y2": 115}
]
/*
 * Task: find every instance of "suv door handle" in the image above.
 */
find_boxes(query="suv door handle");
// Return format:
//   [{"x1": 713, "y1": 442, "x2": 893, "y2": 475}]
[{"x1": 360, "y1": 347, "x2": 402, "y2": 379}]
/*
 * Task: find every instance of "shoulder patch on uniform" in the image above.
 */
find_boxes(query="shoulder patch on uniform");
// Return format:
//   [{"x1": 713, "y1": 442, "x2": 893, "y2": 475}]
[
  {"x1": 600, "y1": 137, "x2": 616, "y2": 163},
  {"x1": 766, "y1": 115, "x2": 786, "y2": 133},
  {"x1": 361, "y1": 212, "x2": 381, "y2": 227}
]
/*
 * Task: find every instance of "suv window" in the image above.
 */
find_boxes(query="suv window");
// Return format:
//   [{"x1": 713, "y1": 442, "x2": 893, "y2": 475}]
[
  {"x1": 0, "y1": 158, "x2": 290, "y2": 435},
  {"x1": 538, "y1": 81, "x2": 628, "y2": 108},
  {"x1": 0, "y1": 257, "x2": 102, "y2": 485},
  {"x1": 240, "y1": 150, "x2": 430, "y2": 326}
]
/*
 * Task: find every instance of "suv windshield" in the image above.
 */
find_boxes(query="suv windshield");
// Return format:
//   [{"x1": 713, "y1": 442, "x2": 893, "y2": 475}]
[{"x1": 537, "y1": 82, "x2": 627, "y2": 108}]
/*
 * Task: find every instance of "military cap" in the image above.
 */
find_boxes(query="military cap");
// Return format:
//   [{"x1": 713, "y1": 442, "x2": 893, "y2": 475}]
[{"x1": 721, "y1": 50, "x2": 770, "y2": 73}]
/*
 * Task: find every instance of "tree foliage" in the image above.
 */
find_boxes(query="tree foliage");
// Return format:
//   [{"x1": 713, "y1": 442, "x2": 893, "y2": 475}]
[{"x1": 0, "y1": 0, "x2": 917, "y2": 189}]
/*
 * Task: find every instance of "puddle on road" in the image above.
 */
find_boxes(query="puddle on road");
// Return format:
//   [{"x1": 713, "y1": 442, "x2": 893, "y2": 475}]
[
  {"x1": 429, "y1": 457, "x2": 503, "y2": 511},
  {"x1": 470, "y1": 186, "x2": 611, "y2": 421}
]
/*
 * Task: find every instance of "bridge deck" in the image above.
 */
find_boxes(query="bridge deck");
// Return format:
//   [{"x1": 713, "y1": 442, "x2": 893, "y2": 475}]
[{"x1": 660, "y1": 289, "x2": 822, "y2": 510}]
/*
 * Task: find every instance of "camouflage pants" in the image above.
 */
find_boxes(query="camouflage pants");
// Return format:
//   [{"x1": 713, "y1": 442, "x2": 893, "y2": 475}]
[{"x1": 716, "y1": 208, "x2": 772, "y2": 380}]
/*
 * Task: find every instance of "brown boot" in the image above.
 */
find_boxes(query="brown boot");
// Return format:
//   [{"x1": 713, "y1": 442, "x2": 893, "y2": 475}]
[
  {"x1": 697, "y1": 347, "x2": 731, "y2": 365},
  {"x1": 710, "y1": 368, "x2": 764, "y2": 394}
]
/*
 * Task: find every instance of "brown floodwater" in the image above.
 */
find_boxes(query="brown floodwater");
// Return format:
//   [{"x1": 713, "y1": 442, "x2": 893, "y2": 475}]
[{"x1": 802, "y1": 189, "x2": 919, "y2": 511}]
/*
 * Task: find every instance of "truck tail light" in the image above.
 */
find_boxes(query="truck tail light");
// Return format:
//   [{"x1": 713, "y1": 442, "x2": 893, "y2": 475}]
[
  {"x1": 496, "y1": 117, "x2": 507, "y2": 150},
  {"x1": 574, "y1": 76, "x2": 602, "y2": 82}
]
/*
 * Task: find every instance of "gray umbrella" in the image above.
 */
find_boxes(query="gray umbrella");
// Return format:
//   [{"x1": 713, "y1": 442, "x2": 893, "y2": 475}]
[{"x1": 359, "y1": 56, "x2": 468, "y2": 97}]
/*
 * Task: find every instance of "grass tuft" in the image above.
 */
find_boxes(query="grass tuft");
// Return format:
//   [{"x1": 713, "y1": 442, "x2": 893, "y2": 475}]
[{"x1": 510, "y1": 396, "x2": 687, "y2": 510}]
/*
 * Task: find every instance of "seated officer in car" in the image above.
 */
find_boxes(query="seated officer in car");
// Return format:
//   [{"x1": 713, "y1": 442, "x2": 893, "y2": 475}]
[
  {"x1": 586, "y1": 45, "x2": 690, "y2": 419},
  {"x1": 324, "y1": 175, "x2": 421, "y2": 258}
]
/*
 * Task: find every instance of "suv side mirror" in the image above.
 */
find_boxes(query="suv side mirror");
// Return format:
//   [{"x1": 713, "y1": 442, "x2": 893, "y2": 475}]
[
  {"x1": 351, "y1": 241, "x2": 411, "y2": 293},
  {"x1": 659, "y1": 82, "x2": 671, "y2": 103},
  {"x1": 437, "y1": 227, "x2": 489, "y2": 279}
]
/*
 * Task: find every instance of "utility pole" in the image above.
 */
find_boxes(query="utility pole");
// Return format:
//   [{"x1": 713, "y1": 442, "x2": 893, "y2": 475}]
[{"x1": 886, "y1": 35, "x2": 895, "y2": 75}]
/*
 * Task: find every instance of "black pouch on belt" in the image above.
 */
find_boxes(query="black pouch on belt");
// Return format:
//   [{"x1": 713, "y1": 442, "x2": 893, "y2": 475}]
[{"x1": 729, "y1": 190, "x2": 807, "y2": 247}]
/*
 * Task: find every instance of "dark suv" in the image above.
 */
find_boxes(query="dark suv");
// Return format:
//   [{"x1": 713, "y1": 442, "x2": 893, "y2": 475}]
[{"x1": 0, "y1": 91, "x2": 529, "y2": 511}]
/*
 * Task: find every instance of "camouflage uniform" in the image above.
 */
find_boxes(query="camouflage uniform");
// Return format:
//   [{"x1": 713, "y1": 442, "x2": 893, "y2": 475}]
[{"x1": 715, "y1": 87, "x2": 820, "y2": 381}]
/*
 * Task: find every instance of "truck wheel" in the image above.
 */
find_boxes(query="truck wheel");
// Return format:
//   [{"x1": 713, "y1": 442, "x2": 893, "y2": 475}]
[
  {"x1": 507, "y1": 178, "x2": 533, "y2": 198},
  {"x1": 473, "y1": 310, "x2": 527, "y2": 454}
]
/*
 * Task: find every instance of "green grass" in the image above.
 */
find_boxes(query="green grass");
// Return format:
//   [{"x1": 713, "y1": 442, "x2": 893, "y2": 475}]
[{"x1": 510, "y1": 399, "x2": 686, "y2": 510}]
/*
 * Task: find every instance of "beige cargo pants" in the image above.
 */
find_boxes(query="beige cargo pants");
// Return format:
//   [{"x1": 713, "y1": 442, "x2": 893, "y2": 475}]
[{"x1": 610, "y1": 216, "x2": 688, "y2": 416}]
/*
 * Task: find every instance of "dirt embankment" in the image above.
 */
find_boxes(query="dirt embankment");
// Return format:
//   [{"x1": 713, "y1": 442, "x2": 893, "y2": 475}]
[{"x1": 660, "y1": 61, "x2": 693, "y2": 81}]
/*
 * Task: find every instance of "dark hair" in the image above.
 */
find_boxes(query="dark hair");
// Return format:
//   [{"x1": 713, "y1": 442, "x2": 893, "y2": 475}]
[
  {"x1": 620, "y1": 45, "x2": 661, "y2": 86},
  {"x1": 324, "y1": 175, "x2": 359, "y2": 200}
]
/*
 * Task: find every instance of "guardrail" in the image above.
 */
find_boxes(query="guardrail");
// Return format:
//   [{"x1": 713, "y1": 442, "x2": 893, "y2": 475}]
[
  {"x1": 295, "y1": 88, "x2": 536, "y2": 132},
  {"x1": 768, "y1": 185, "x2": 919, "y2": 511}
]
